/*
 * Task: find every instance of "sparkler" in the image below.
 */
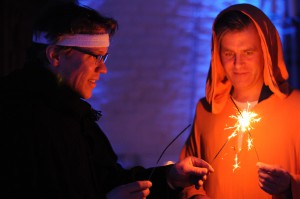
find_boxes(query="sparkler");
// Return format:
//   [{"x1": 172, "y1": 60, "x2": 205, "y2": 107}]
[
  {"x1": 212, "y1": 96, "x2": 261, "y2": 172},
  {"x1": 148, "y1": 124, "x2": 191, "y2": 180}
]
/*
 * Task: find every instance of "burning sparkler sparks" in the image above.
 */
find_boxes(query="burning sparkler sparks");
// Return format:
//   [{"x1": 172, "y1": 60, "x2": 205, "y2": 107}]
[
  {"x1": 233, "y1": 154, "x2": 240, "y2": 172},
  {"x1": 226, "y1": 106, "x2": 261, "y2": 134},
  {"x1": 213, "y1": 97, "x2": 261, "y2": 172}
]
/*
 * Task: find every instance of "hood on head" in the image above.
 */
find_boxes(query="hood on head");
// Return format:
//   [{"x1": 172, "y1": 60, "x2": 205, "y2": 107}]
[{"x1": 206, "y1": 3, "x2": 290, "y2": 113}]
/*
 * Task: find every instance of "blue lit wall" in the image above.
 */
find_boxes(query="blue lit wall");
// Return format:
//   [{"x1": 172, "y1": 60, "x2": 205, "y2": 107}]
[{"x1": 80, "y1": 0, "x2": 288, "y2": 168}]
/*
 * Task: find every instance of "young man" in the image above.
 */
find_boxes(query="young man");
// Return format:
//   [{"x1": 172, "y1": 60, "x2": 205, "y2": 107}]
[
  {"x1": 0, "y1": 2, "x2": 213, "y2": 199},
  {"x1": 180, "y1": 3, "x2": 300, "y2": 199}
]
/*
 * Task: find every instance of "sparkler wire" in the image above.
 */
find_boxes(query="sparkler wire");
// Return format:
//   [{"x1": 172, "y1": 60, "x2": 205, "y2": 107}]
[
  {"x1": 212, "y1": 96, "x2": 260, "y2": 163},
  {"x1": 147, "y1": 124, "x2": 191, "y2": 180},
  {"x1": 212, "y1": 139, "x2": 229, "y2": 162}
]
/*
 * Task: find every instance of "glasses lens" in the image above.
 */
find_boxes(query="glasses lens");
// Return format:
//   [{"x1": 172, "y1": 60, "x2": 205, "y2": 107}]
[
  {"x1": 100, "y1": 53, "x2": 109, "y2": 63},
  {"x1": 73, "y1": 47, "x2": 108, "y2": 64}
]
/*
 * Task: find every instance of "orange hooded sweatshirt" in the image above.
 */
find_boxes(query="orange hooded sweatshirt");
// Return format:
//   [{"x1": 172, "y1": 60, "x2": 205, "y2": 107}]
[{"x1": 180, "y1": 3, "x2": 300, "y2": 199}]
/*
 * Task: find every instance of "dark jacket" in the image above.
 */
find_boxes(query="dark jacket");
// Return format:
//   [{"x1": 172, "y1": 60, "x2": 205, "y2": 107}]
[{"x1": 0, "y1": 64, "x2": 178, "y2": 199}]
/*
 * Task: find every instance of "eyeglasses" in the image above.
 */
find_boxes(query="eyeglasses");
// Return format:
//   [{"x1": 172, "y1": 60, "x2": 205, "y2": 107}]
[{"x1": 72, "y1": 47, "x2": 109, "y2": 64}]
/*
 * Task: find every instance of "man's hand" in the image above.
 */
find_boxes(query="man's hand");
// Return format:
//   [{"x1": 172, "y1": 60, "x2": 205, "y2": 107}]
[
  {"x1": 256, "y1": 162, "x2": 291, "y2": 195},
  {"x1": 106, "y1": 181, "x2": 152, "y2": 199},
  {"x1": 167, "y1": 156, "x2": 214, "y2": 190}
]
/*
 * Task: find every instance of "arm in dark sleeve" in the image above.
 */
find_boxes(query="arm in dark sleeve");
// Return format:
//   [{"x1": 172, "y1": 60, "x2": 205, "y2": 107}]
[{"x1": 128, "y1": 164, "x2": 181, "y2": 199}]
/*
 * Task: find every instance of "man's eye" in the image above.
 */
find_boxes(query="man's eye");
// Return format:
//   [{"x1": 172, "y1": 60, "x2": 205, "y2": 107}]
[
  {"x1": 224, "y1": 51, "x2": 234, "y2": 57},
  {"x1": 244, "y1": 51, "x2": 254, "y2": 55}
]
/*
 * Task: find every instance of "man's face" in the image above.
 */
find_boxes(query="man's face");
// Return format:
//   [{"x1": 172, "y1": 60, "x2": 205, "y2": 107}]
[
  {"x1": 220, "y1": 24, "x2": 264, "y2": 93},
  {"x1": 58, "y1": 47, "x2": 108, "y2": 99}
]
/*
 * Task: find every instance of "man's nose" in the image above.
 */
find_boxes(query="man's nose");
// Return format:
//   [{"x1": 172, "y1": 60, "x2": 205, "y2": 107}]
[
  {"x1": 234, "y1": 54, "x2": 244, "y2": 68},
  {"x1": 96, "y1": 62, "x2": 107, "y2": 74}
]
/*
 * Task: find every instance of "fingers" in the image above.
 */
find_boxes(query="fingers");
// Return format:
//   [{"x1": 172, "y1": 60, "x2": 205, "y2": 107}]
[
  {"x1": 256, "y1": 162, "x2": 291, "y2": 195},
  {"x1": 168, "y1": 156, "x2": 214, "y2": 189},
  {"x1": 257, "y1": 162, "x2": 277, "y2": 194},
  {"x1": 257, "y1": 162, "x2": 275, "y2": 172},
  {"x1": 257, "y1": 171, "x2": 276, "y2": 189},
  {"x1": 127, "y1": 181, "x2": 152, "y2": 193},
  {"x1": 193, "y1": 176, "x2": 205, "y2": 190},
  {"x1": 257, "y1": 173, "x2": 281, "y2": 195},
  {"x1": 257, "y1": 162, "x2": 284, "y2": 179},
  {"x1": 189, "y1": 157, "x2": 214, "y2": 175},
  {"x1": 126, "y1": 181, "x2": 152, "y2": 199},
  {"x1": 190, "y1": 157, "x2": 214, "y2": 190},
  {"x1": 192, "y1": 157, "x2": 214, "y2": 172},
  {"x1": 133, "y1": 181, "x2": 151, "y2": 198},
  {"x1": 130, "y1": 188, "x2": 150, "y2": 199},
  {"x1": 106, "y1": 181, "x2": 152, "y2": 199}
]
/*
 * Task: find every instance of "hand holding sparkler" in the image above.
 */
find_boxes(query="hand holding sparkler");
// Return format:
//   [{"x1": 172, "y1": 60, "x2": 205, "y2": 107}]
[
  {"x1": 257, "y1": 162, "x2": 292, "y2": 195},
  {"x1": 147, "y1": 124, "x2": 214, "y2": 190},
  {"x1": 167, "y1": 157, "x2": 214, "y2": 190}
]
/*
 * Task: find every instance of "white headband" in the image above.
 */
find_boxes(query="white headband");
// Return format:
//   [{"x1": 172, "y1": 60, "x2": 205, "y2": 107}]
[{"x1": 32, "y1": 32, "x2": 110, "y2": 47}]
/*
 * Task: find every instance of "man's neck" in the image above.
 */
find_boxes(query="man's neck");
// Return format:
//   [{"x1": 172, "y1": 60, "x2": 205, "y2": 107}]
[{"x1": 231, "y1": 86, "x2": 262, "y2": 103}]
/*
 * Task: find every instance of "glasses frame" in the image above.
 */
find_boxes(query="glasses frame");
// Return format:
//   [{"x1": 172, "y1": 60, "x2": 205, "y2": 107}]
[{"x1": 71, "y1": 47, "x2": 109, "y2": 64}]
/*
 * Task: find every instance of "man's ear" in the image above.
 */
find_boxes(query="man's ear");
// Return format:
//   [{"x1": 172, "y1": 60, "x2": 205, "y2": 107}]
[{"x1": 46, "y1": 45, "x2": 60, "y2": 67}]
